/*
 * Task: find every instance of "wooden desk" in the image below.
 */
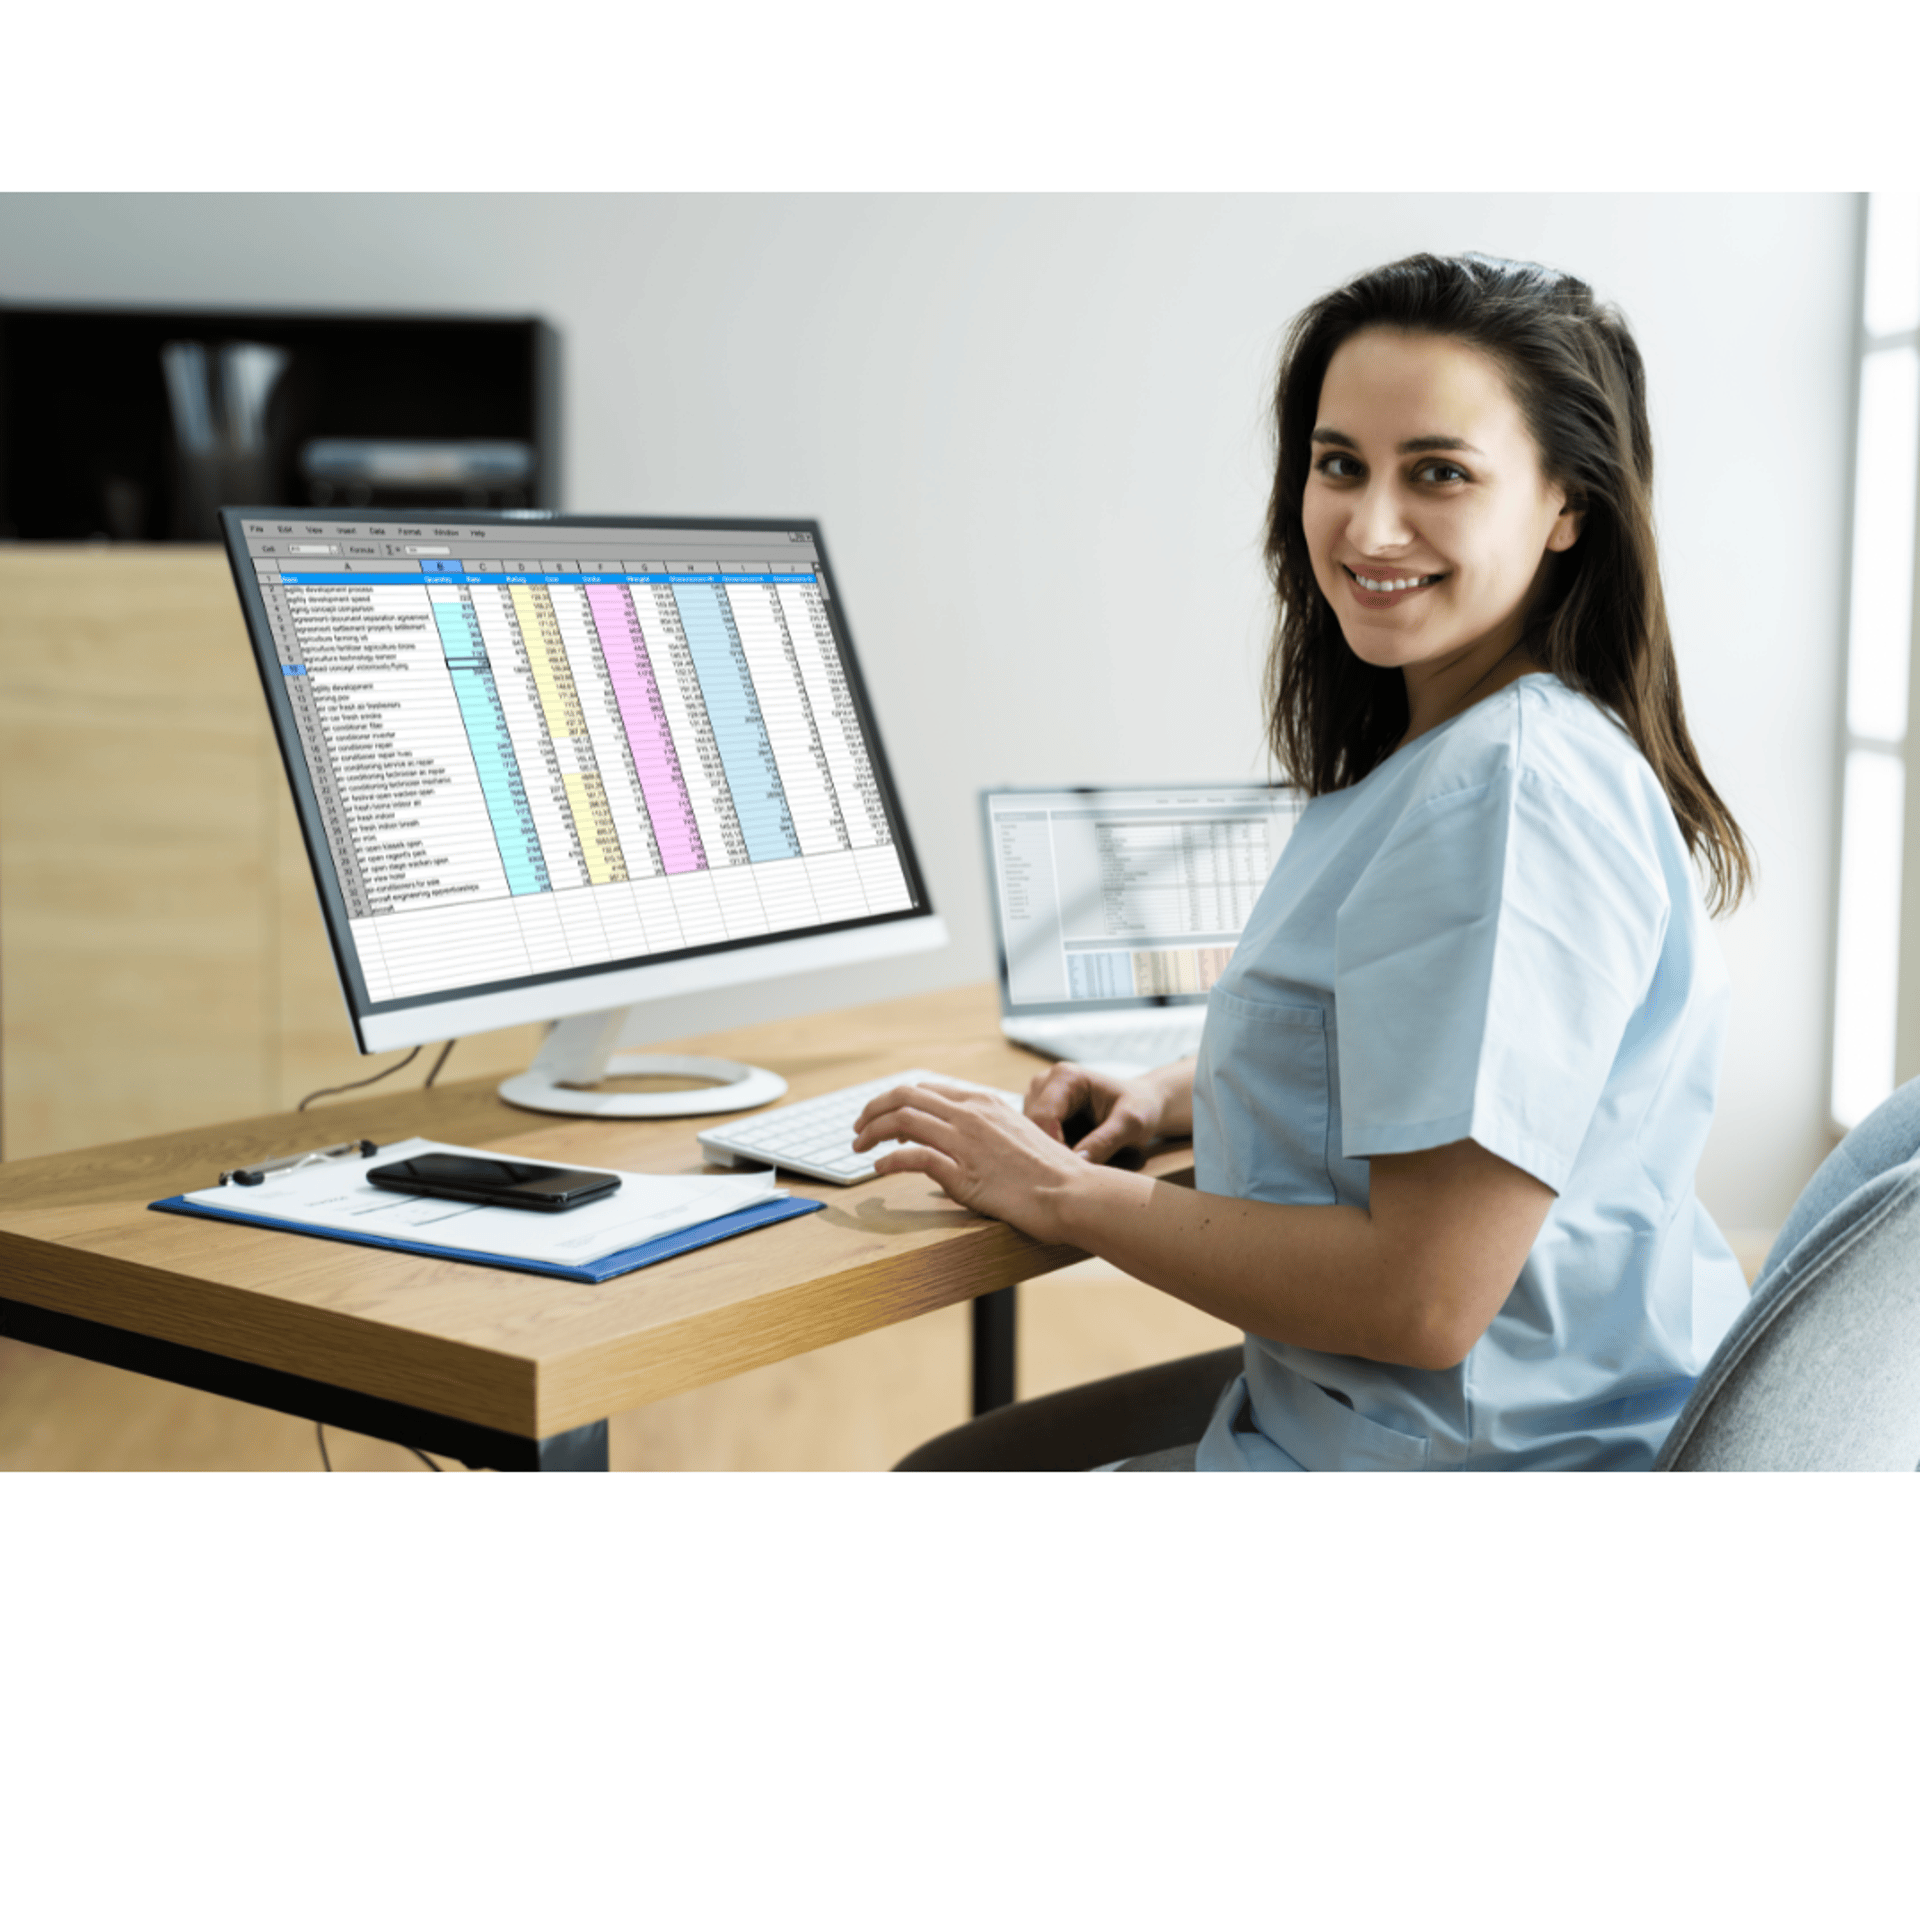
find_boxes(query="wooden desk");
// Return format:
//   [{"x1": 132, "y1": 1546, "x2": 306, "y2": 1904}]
[{"x1": 0, "y1": 984, "x2": 1194, "y2": 1470}]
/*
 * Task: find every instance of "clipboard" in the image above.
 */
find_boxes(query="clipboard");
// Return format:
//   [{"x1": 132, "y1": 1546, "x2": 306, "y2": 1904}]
[
  {"x1": 148, "y1": 1136, "x2": 824, "y2": 1285},
  {"x1": 149, "y1": 1191, "x2": 823, "y2": 1284}
]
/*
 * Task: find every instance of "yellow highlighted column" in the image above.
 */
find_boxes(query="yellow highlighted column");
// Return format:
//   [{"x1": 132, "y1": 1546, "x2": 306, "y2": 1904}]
[{"x1": 510, "y1": 583, "x2": 626, "y2": 883}]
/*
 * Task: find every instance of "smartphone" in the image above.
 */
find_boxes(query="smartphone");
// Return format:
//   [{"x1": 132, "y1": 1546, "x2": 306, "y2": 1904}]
[{"x1": 366, "y1": 1152, "x2": 621, "y2": 1211}]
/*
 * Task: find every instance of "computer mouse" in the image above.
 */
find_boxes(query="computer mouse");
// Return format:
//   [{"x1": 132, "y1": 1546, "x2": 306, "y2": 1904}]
[{"x1": 1061, "y1": 1103, "x2": 1146, "y2": 1172}]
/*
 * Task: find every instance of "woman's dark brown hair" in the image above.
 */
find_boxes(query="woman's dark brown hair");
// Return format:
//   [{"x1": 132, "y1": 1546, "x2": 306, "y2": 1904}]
[{"x1": 1264, "y1": 251, "x2": 1752, "y2": 914}]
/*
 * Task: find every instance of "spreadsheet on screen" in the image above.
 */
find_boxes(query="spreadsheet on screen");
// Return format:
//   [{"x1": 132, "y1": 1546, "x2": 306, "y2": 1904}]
[{"x1": 239, "y1": 518, "x2": 915, "y2": 1008}]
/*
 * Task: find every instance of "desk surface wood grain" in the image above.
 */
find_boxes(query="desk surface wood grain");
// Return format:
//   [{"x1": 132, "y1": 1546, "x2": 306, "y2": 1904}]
[{"x1": 0, "y1": 983, "x2": 1195, "y2": 1438}]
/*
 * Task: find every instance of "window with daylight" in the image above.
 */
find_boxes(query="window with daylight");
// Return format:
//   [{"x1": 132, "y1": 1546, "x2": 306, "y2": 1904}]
[{"x1": 1832, "y1": 192, "x2": 1920, "y2": 1131}]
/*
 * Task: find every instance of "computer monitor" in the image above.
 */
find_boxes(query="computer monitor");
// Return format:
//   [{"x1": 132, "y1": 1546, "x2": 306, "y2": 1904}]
[
  {"x1": 219, "y1": 507, "x2": 946, "y2": 1117},
  {"x1": 983, "y1": 783, "x2": 1300, "y2": 1015}
]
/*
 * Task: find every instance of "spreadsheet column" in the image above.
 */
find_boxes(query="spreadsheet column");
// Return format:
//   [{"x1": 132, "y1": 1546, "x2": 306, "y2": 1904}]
[
  {"x1": 636, "y1": 582, "x2": 748, "y2": 869},
  {"x1": 507, "y1": 579, "x2": 627, "y2": 891},
  {"x1": 284, "y1": 576, "x2": 522, "y2": 998},
  {"x1": 774, "y1": 575, "x2": 910, "y2": 914},
  {"x1": 551, "y1": 579, "x2": 664, "y2": 880},
  {"x1": 466, "y1": 577, "x2": 584, "y2": 976},
  {"x1": 725, "y1": 575, "x2": 848, "y2": 858},
  {"x1": 583, "y1": 578, "x2": 706, "y2": 875},
  {"x1": 670, "y1": 574, "x2": 800, "y2": 865},
  {"x1": 775, "y1": 578, "x2": 892, "y2": 849},
  {"x1": 260, "y1": 565, "x2": 373, "y2": 924},
  {"x1": 631, "y1": 581, "x2": 738, "y2": 949},
  {"x1": 426, "y1": 579, "x2": 549, "y2": 896}
]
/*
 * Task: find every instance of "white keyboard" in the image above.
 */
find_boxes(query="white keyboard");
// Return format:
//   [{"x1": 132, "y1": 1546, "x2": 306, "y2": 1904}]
[{"x1": 697, "y1": 1071, "x2": 1023, "y2": 1185}]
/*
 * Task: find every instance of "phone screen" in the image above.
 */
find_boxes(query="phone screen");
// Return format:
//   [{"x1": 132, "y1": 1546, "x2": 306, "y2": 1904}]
[{"x1": 367, "y1": 1153, "x2": 620, "y2": 1211}]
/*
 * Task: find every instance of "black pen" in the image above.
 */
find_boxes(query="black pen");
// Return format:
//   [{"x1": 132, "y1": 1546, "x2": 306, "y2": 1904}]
[{"x1": 220, "y1": 1140, "x2": 379, "y2": 1186}]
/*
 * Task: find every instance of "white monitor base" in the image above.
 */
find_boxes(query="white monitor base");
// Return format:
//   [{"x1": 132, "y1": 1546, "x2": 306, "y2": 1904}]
[
  {"x1": 499, "y1": 1054, "x2": 787, "y2": 1119},
  {"x1": 496, "y1": 1011, "x2": 787, "y2": 1119}
]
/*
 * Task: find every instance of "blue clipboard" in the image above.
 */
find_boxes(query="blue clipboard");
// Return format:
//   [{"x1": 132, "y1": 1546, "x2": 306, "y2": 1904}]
[{"x1": 149, "y1": 1191, "x2": 824, "y2": 1284}]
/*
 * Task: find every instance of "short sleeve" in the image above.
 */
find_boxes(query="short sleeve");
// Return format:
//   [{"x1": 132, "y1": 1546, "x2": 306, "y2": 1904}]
[{"x1": 1333, "y1": 766, "x2": 1668, "y2": 1191}]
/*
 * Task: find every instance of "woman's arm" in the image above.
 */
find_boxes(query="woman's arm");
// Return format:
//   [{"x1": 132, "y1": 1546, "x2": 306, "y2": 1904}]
[{"x1": 850, "y1": 1083, "x2": 1553, "y2": 1370}]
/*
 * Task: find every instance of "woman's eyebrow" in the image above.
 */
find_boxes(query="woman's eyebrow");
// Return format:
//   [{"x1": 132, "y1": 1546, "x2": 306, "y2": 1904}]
[{"x1": 1309, "y1": 428, "x2": 1485, "y2": 455}]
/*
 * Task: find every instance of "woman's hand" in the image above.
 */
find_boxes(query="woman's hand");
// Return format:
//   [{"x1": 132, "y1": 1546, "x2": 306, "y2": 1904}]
[
  {"x1": 1023, "y1": 1057, "x2": 1194, "y2": 1165},
  {"x1": 850, "y1": 1082, "x2": 1102, "y2": 1243}
]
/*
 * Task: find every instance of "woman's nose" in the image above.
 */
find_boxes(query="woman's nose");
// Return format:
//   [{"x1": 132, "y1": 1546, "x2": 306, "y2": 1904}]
[{"x1": 1347, "y1": 483, "x2": 1412, "y2": 554}]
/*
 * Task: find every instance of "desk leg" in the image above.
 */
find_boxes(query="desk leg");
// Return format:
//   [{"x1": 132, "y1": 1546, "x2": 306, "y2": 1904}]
[
  {"x1": 971, "y1": 1289, "x2": 1017, "y2": 1415},
  {"x1": 0, "y1": 1297, "x2": 609, "y2": 1473},
  {"x1": 528, "y1": 1421, "x2": 609, "y2": 1471}
]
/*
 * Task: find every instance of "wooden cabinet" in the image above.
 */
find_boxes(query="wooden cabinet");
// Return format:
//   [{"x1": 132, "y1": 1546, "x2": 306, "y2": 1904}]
[{"x1": 0, "y1": 546, "x2": 541, "y2": 1160}]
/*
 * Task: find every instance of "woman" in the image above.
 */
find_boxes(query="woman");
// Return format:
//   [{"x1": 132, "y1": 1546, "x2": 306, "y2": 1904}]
[{"x1": 855, "y1": 252, "x2": 1754, "y2": 1470}]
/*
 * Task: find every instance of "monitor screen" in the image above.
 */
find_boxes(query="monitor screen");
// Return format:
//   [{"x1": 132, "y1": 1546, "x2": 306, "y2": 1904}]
[
  {"x1": 223, "y1": 509, "x2": 937, "y2": 1053},
  {"x1": 984, "y1": 784, "x2": 1300, "y2": 1012}
]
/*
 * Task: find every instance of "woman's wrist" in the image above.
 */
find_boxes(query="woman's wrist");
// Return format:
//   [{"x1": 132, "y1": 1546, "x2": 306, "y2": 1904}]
[{"x1": 1046, "y1": 1156, "x2": 1154, "y2": 1250}]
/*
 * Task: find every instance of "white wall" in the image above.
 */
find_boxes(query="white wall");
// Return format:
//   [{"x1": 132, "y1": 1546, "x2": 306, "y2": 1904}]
[{"x1": 0, "y1": 192, "x2": 1857, "y2": 1231}]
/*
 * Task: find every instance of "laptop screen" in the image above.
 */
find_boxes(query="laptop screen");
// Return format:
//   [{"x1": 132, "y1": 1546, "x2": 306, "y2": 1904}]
[{"x1": 982, "y1": 784, "x2": 1301, "y2": 1013}]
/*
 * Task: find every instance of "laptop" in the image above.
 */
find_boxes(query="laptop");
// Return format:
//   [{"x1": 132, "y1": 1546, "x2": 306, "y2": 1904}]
[{"x1": 982, "y1": 783, "x2": 1301, "y2": 1081}]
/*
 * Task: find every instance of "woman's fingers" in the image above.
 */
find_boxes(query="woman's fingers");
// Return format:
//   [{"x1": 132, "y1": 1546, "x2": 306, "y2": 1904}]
[
  {"x1": 1022, "y1": 1064, "x2": 1087, "y2": 1141},
  {"x1": 1021, "y1": 1064, "x2": 1160, "y2": 1164},
  {"x1": 851, "y1": 1082, "x2": 975, "y2": 1154},
  {"x1": 1069, "y1": 1087, "x2": 1157, "y2": 1162},
  {"x1": 1025, "y1": 1062, "x2": 1136, "y2": 1144},
  {"x1": 846, "y1": 1075, "x2": 1115, "y2": 1242},
  {"x1": 1072, "y1": 1111, "x2": 1142, "y2": 1164},
  {"x1": 868, "y1": 1142, "x2": 960, "y2": 1181}
]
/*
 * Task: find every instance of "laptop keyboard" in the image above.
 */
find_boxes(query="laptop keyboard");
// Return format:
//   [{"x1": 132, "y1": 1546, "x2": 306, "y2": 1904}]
[
  {"x1": 697, "y1": 1071, "x2": 1022, "y2": 1185},
  {"x1": 1001, "y1": 1008, "x2": 1206, "y2": 1069}
]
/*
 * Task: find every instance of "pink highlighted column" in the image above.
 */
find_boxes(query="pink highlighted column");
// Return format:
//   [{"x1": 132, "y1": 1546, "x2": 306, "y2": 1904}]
[{"x1": 586, "y1": 582, "x2": 707, "y2": 872}]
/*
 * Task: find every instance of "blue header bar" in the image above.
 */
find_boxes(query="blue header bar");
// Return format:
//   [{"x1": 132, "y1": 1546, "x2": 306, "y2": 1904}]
[
  {"x1": 279, "y1": 569, "x2": 819, "y2": 588},
  {"x1": 282, "y1": 572, "x2": 442, "y2": 585}
]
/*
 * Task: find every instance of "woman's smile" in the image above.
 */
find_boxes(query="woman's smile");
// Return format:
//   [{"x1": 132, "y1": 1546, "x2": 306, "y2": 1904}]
[{"x1": 1341, "y1": 564, "x2": 1446, "y2": 606}]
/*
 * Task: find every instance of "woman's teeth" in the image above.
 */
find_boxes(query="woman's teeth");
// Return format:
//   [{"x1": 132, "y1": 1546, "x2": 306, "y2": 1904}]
[{"x1": 1352, "y1": 571, "x2": 1435, "y2": 593}]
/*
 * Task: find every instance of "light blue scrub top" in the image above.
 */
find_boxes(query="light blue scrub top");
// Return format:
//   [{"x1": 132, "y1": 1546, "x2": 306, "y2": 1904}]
[{"x1": 1191, "y1": 674, "x2": 1749, "y2": 1471}]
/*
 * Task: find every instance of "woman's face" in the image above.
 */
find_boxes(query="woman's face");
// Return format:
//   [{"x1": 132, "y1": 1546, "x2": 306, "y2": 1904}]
[{"x1": 1301, "y1": 327, "x2": 1579, "y2": 690}]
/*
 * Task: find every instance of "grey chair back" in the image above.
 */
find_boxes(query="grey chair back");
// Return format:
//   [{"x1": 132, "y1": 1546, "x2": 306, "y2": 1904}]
[{"x1": 1656, "y1": 1081, "x2": 1920, "y2": 1471}]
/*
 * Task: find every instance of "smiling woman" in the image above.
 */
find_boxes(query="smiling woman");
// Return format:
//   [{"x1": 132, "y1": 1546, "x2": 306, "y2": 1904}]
[
  {"x1": 1267, "y1": 254, "x2": 1751, "y2": 912},
  {"x1": 861, "y1": 252, "x2": 1758, "y2": 1473},
  {"x1": 1302, "y1": 330, "x2": 1580, "y2": 711}
]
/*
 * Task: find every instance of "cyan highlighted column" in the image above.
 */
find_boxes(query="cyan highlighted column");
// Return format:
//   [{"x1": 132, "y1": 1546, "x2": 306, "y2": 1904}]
[
  {"x1": 431, "y1": 592, "x2": 551, "y2": 895},
  {"x1": 671, "y1": 578, "x2": 800, "y2": 862}
]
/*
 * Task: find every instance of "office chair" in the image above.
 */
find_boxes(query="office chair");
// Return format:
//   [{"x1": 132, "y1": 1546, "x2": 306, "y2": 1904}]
[
  {"x1": 898, "y1": 1078, "x2": 1920, "y2": 1473},
  {"x1": 1655, "y1": 1076, "x2": 1920, "y2": 1471},
  {"x1": 893, "y1": 1343, "x2": 1239, "y2": 1471}
]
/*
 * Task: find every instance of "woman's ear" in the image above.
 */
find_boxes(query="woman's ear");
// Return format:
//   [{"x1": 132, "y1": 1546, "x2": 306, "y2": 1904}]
[{"x1": 1546, "y1": 491, "x2": 1584, "y2": 553}]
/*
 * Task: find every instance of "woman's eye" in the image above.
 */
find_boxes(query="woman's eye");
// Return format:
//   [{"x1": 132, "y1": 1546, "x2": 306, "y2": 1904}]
[
  {"x1": 1417, "y1": 460, "x2": 1469, "y2": 484},
  {"x1": 1314, "y1": 452, "x2": 1362, "y2": 480}
]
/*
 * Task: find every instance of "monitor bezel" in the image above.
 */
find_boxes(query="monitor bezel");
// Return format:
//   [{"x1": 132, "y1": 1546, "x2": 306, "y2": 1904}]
[
  {"x1": 980, "y1": 781, "x2": 1300, "y2": 1021},
  {"x1": 222, "y1": 506, "x2": 940, "y2": 1052}
]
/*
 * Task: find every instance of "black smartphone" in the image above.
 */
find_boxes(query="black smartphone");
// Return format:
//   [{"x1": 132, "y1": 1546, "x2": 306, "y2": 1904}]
[{"x1": 366, "y1": 1152, "x2": 621, "y2": 1211}]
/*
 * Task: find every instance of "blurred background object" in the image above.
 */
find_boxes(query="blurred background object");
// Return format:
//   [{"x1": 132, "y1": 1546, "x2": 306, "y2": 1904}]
[
  {"x1": 0, "y1": 306, "x2": 559, "y2": 540},
  {"x1": 159, "y1": 338, "x2": 289, "y2": 539},
  {"x1": 297, "y1": 436, "x2": 535, "y2": 510}
]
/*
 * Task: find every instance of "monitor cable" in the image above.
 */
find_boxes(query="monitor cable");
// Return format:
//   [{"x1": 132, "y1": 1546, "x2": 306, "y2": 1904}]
[
  {"x1": 316, "y1": 1423, "x2": 444, "y2": 1472},
  {"x1": 298, "y1": 1047, "x2": 421, "y2": 1111},
  {"x1": 294, "y1": 1038, "x2": 459, "y2": 1112}
]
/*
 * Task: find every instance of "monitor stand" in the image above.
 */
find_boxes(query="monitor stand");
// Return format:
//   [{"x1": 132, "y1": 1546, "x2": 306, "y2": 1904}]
[{"x1": 497, "y1": 1008, "x2": 788, "y2": 1119}]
